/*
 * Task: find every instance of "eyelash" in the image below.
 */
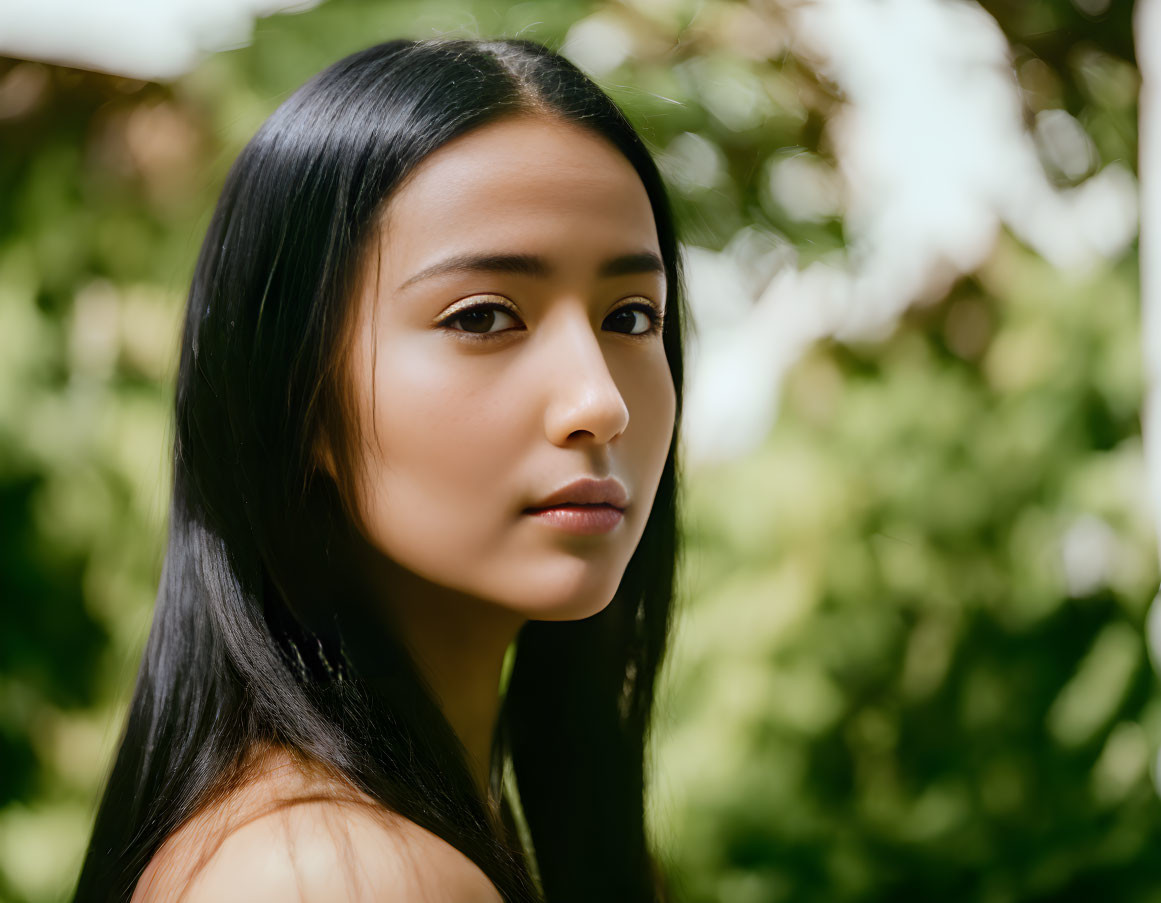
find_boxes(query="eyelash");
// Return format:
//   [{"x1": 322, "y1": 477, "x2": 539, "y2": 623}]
[{"x1": 436, "y1": 298, "x2": 666, "y2": 342}]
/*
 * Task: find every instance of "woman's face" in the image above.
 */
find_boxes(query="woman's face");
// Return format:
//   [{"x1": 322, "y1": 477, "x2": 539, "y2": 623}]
[{"x1": 342, "y1": 113, "x2": 676, "y2": 622}]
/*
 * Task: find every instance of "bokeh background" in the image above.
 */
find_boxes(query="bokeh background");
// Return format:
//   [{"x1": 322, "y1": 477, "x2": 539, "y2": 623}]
[{"x1": 0, "y1": 0, "x2": 1157, "y2": 901}]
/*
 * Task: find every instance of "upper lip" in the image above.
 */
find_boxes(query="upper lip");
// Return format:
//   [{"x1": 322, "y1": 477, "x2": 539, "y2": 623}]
[{"x1": 525, "y1": 477, "x2": 629, "y2": 511}]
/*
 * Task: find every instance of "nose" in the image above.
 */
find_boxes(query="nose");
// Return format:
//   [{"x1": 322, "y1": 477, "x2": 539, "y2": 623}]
[{"x1": 542, "y1": 312, "x2": 630, "y2": 448}]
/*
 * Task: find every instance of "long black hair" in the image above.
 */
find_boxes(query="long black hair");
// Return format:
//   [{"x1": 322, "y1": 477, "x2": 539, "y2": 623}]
[{"x1": 72, "y1": 36, "x2": 688, "y2": 903}]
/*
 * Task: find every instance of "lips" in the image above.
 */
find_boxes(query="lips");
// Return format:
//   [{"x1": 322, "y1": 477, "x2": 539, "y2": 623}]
[
  {"x1": 524, "y1": 476, "x2": 629, "y2": 512},
  {"x1": 525, "y1": 503, "x2": 624, "y2": 535}
]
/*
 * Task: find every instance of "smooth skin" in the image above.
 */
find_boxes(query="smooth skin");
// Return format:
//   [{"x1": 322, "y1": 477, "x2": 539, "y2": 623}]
[{"x1": 134, "y1": 113, "x2": 677, "y2": 901}]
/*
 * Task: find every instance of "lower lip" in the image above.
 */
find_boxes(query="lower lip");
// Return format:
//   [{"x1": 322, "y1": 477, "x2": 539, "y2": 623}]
[{"x1": 524, "y1": 504, "x2": 624, "y2": 535}]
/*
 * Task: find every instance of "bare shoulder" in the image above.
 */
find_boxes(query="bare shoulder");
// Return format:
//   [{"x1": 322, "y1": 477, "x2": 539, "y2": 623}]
[
  {"x1": 131, "y1": 747, "x2": 502, "y2": 903},
  {"x1": 180, "y1": 798, "x2": 502, "y2": 903}
]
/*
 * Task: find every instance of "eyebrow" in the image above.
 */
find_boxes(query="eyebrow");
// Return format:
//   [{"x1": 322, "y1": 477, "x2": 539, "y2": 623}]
[{"x1": 396, "y1": 250, "x2": 666, "y2": 292}]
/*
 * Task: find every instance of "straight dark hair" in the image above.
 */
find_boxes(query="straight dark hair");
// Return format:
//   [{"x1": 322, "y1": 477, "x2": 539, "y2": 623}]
[{"x1": 72, "y1": 36, "x2": 688, "y2": 903}]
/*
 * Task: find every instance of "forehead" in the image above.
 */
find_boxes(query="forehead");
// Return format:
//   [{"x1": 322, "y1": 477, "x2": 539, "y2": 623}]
[{"x1": 376, "y1": 115, "x2": 661, "y2": 278}]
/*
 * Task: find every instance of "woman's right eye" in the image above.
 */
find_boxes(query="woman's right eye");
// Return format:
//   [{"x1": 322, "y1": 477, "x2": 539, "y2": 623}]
[{"x1": 441, "y1": 303, "x2": 523, "y2": 336}]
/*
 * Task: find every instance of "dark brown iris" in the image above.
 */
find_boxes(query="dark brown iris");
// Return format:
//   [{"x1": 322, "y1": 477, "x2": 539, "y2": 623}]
[{"x1": 458, "y1": 308, "x2": 496, "y2": 333}]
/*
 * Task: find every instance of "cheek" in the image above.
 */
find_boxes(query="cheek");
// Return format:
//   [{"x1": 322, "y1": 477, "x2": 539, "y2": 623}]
[
  {"x1": 352, "y1": 340, "x2": 526, "y2": 579},
  {"x1": 623, "y1": 365, "x2": 676, "y2": 573},
  {"x1": 622, "y1": 351, "x2": 677, "y2": 509},
  {"x1": 638, "y1": 364, "x2": 676, "y2": 464}
]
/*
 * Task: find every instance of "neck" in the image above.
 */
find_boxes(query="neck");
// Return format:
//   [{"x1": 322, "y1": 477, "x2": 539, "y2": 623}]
[
  {"x1": 357, "y1": 550, "x2": 527, "y2": 804},
  {"x1": 399, "y1": 587, "x2": 525, "y2": 800}
]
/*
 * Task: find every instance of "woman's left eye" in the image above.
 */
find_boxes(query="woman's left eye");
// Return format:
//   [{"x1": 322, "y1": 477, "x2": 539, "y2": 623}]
[{"x1": 604, "y1": 302, "x2": 663, "y2": 336}]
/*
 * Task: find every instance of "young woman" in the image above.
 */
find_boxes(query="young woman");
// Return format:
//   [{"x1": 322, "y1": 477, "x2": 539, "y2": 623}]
[{"x1": 71, "y1": 36, "x2": 688, "y2": 903}]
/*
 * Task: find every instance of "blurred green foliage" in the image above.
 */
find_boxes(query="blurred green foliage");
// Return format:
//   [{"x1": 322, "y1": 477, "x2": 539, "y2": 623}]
[
  {"x1": 655, "y1": 238, "x2": 1159, "y2": 902},
  {"x1": 0, "y1": 0, "x2": 1155, "y2": 901}
]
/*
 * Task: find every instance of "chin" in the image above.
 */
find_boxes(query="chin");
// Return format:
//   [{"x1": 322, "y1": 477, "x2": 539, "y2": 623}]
[
  {"x1": 531, "y1": 555, "x2": 634, "y2": 620},
  {"x1": 522, "y1": 591, "x2": 617, "y2": 623},
  {"x1": 497, "y1": 567, "x2": 623, "y2": 622}
]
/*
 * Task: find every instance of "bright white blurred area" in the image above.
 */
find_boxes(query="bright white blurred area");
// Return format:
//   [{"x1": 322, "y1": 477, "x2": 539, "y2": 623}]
[
  {"x1": 0, "y1": 0, "x2": 322, "y2": 80},
  {"x1": 669, "y1": 0, "x2": 1140, "y2": 468}
]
